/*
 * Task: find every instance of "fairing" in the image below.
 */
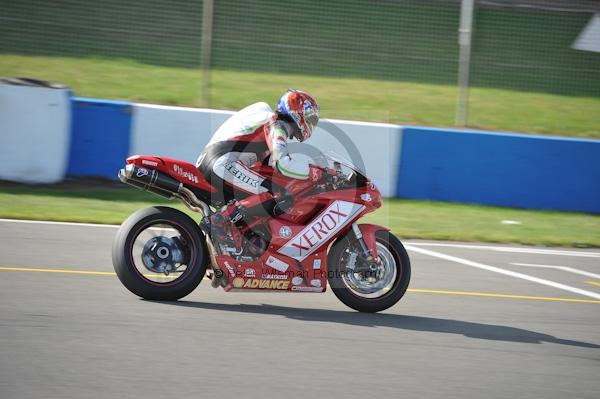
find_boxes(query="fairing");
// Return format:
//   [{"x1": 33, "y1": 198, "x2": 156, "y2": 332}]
[{"x1": 124, "y1": 153, "x2": 387, "y2": 292}]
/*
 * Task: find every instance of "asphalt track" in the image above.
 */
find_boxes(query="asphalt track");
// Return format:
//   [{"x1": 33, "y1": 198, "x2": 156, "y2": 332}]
[{"x1": 0, "y1": 219, "x2": 598, "y2": 399}]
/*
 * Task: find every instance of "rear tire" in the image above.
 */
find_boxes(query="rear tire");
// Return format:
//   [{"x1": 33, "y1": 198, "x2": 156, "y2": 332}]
[
  {"x1": 112, "y1": 206, "x2": 209, "y2": 300},
  {"x1": 328, "y1": 230, "x2": 411, "y2": 313}
]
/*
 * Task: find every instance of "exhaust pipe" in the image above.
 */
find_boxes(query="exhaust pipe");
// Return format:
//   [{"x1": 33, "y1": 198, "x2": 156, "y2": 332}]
[
  {"x1": 118, "y1": 164, "x2": 212, "y2": 217},
  {"x1": 118, "y1": 164, "x2": 182, "y2": 199}
]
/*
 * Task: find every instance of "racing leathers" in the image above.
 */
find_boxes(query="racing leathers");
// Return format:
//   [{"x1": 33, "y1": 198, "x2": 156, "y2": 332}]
[{"x1": 196, "y1": 102, "x2": 311, "y2": 230}]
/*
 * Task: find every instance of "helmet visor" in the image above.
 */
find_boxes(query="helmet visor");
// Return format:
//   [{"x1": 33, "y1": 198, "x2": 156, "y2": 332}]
[{"x1": 302, "y1": 110, "x2": 319, "y2": 140}]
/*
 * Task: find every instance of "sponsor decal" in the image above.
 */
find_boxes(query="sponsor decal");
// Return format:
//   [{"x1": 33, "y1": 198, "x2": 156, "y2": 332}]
[
  {"x1": 313, "y1": 259, "x2": 322, "y2": 270},
  {"x1": 230, "y1": 212, "x2": 243, "y2": 224},
  {"x1": 224, "y1": 261, "x2": 236, "y2": 277},
  {"x1": 136, "y1": 167, "x2": 149, "y2": 178},
  {"x1": 173, "y1": 164, "x2": 199, "y2": 183},
  {"x1": 291, "y1": 276, "x2": 303, "y2": 286},
  {"x1": 242, "y1": 279, "x2": 289, "y2": 290},
  {"x1": 277, "y1": 201, "x2": 365, "y2": 261},
  {"x1": 279, "y1": 226, "x2": 292, "y2": 239},
  {"x1": 310, "y1": 279, "x2": 321, "y2": 287},
  {"x1": 141, "y1": 160, "x2": 158, "y2": 167},
  {"x1": 261, "y1": 273, "x2": 288, "y2": 280},
  {"x1": 244, "y1": 268, "x2": 256, "y2": 278},
  {"x1": 265, "y1": 255, "x2": 289, "y2": 273},
  {"x1": 360, "y1": 193, "x2": 372, "y2": 202},
  {"x1": 232, "y1": 277, "x2": 245, "y2": 288},
  {"x1": 291, "y1": 286, "x2": 323, "y2": 292},
  {"x1": 224, "y1": 162, "x2": 261, "y2": 188}
]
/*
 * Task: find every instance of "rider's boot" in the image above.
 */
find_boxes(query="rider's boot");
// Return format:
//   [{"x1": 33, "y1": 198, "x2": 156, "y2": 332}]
[
  {"x1": 200, "y1": 191, "x2": 289, "y2": 244},
  {"x1": 200, "y1": 202, "x2": 247, "y2": 244}
]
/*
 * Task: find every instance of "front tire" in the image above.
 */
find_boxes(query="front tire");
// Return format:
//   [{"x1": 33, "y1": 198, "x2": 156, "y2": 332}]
[
  {"x1": 328, "y1": 230, "x2": 411, "y2": 313},
  {"x1": 112, "y1": 206, "x2": 209, "y2": 300}
]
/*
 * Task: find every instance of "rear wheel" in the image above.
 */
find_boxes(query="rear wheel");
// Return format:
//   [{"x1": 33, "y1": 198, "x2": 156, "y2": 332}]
[
  {"x1": 112, "y1": 206, "x2": 209, "y2": 300},
  {"x1": 328, "y1": 230, "x2": 411, "y2": 313}
]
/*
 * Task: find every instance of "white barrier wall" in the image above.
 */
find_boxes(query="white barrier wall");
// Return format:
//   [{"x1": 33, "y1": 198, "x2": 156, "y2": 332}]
[
  {"x1": 0, "y1": 82, "x2": 71, "y2": 183},
  {"x1": 130, "y1": 104, "x2": 233, "y2": 164},
  {"x1": 310, "y1": 119, "x2": 402, "y2": 198},
  {"x1": 129, "y1": 104, "x2": 402, "y2": 197}
]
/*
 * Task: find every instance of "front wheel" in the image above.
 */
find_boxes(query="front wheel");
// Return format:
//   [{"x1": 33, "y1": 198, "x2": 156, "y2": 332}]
[
  {"x1": 328, "y1": 230, "x2": 411, "y2": 313},
  {"x1": 112, "y1": 206, "x2": 209, "y2": 300}
]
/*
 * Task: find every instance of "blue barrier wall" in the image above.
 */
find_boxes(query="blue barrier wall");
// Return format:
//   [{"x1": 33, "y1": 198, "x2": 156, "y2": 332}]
[
  {"x1": 67, "y1": 97, "x2": 132, "y2": 179},
  {"x1": 62, "y1": 97, "x2": 600, "y2": 213},
  {"x1": 397, "y1": 127, "x2": 600, "y2": 213}
]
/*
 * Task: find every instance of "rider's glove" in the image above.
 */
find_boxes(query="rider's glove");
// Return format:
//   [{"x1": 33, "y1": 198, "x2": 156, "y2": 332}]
[{"x1": 309, "y1": 165, "x2": 324, "y2": 182}]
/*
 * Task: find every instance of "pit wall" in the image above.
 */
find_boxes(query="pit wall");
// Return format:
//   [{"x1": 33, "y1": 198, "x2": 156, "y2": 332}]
[{"x1": 2, "y1": 93, "x2": 598, "y2": 213}]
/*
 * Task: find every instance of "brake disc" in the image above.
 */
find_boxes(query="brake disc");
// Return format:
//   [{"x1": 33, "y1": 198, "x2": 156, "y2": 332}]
[{"x1": 141, "y1": 236, "x2": 185, "y2": 275}]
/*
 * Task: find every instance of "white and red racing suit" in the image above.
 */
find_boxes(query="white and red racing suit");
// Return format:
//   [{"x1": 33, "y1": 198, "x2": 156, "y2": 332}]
[{"x1": 196, "y1": 102, "x2": 311, "y2": 217}]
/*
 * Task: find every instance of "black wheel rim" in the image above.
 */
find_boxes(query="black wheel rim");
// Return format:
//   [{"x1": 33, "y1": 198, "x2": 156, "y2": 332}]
[{"x1": 128, "y1": 219, "x2": 197, "y2": 286}]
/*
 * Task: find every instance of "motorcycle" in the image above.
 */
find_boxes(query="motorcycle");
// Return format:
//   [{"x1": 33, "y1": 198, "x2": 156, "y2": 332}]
[{"x1": 112, "y1": 152, "x2": 411, "y2": 312}]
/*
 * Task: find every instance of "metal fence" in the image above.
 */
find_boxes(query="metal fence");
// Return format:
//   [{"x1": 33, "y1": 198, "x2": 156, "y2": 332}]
[{"x1": 1, "y1": 0, "x2": 599, "y2": 129}]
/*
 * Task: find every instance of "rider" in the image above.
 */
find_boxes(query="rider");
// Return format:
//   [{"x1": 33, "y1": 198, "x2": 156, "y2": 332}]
[{"x1": 196, "y1": 89, "x2": 320, "y2": 241}]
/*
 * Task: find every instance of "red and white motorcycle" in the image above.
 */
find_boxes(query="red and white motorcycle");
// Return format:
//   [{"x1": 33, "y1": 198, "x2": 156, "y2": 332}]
[{"x1": 112, "y1": 152, "x2": 410, "y2": 312}]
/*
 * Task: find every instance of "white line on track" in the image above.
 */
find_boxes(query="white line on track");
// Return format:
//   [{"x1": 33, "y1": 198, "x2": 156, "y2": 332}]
[
  {"x1": 510, "y1": 263, "x2": 600, "y2": 279},
  {"x1": 407, "y1": 242, "x2": 600, "y2": 258},
  {"x1": 405, "y1": 245, "x2": 600, "y2": 300},
  {"x1": 0, "y1": 218, "x2": 597, "y2": 256},
  {"x1": 0, "y1": 219, "x2": 181, "y2": 234}
]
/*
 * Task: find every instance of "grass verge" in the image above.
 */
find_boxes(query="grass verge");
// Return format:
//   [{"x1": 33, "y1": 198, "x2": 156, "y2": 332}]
[
  {"x1": 1, "y1": 185, "x2": 598, "y2": 248},
  {"x1": 1, "y1": 54, "x2": 599, "y2": 138}
]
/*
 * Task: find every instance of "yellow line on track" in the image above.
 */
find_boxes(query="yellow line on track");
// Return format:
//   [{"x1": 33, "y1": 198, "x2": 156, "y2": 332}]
[
  {"x1": 1, "y1": 266, "x2": 599, "y2": 304},
  {"x1": 0, "y1": 266, "x2": 172, "y2": 279},
  {"x1": 585, "y1": 281, "x2": 600, "y2": 287},
  {"x1": 0, "y1": 266, "x2": 116, "y2": 275},
  {"x1": 407, "y1": 288, "x2": 600, "y2": 304}
]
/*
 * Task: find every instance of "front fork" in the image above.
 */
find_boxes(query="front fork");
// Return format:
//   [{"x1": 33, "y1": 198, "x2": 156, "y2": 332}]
[
  {"x1": 351, "y1": 223, "x2": 389, "y2": 264},
  {"x1": 347, "y1": 224, "x2": 388, "y2": 276},
  {"x1": 352, "y1": 224, "x2": 376, "y2": 262}
]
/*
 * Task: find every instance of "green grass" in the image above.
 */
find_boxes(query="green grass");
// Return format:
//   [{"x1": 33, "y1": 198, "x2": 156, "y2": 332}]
[
  {"x1": 1, "y1": 186, "x2": 598, "y2": 248},
  {"x1": 364, "y1": 200, "x2": 600, "y2": 247},
  {"x1": 2, "y1": 54, "x2": 599, "y2": 137},
  {"x1": 2, "y1": 0, "x2": 599, "y2": 137},
  {"x1": 3, "y1": 0, "x2": 599, "y2": 96}
]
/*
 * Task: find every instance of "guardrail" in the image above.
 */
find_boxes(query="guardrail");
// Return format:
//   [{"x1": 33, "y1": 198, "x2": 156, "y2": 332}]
[
  {"x1": 65, "y1": 99, "x2": 402, "y2": 198},
  {"x1": 2, "y1": 89, "x2": 598, "y2": 213}
]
